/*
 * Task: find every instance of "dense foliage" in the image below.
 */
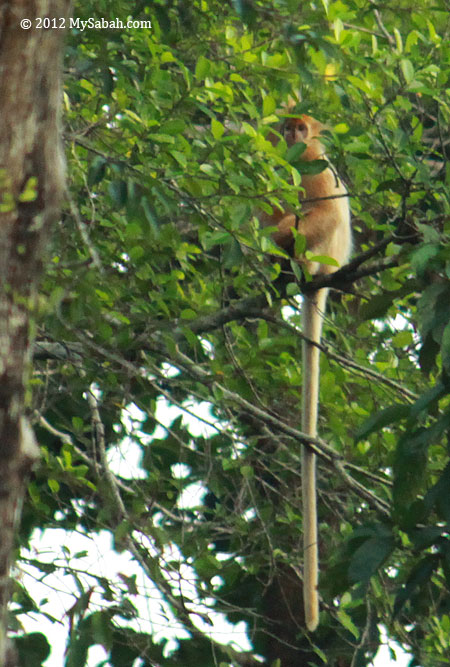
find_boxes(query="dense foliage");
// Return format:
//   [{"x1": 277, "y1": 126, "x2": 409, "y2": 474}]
[{"x1": 13, "y1": 1, "x2": 450, "y2": 665}]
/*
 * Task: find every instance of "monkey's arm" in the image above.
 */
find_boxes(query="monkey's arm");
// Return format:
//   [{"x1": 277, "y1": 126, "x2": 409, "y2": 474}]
[{"x1": 273, "y1": 205, "x2": 338, "y2": 252}]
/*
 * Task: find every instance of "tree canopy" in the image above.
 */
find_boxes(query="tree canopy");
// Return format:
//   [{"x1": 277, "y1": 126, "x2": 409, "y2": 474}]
[{"x1": 14, "y1": 1, "x2": 450, "y2": 665}]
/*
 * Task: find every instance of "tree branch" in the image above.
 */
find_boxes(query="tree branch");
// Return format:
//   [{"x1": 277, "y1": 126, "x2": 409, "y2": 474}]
[
  {"x1": 264, "y1": 314, "x2": 418, "y2": 402},
  {"x1": 166, "y1": 239, "x2": 399, "y2": 340},
  {"x1": 172, "y1": 349, "x2": 390, "y2": 515}
]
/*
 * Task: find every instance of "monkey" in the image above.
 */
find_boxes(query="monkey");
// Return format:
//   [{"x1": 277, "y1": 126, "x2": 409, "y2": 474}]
[{"x1": 260, "y1": 114, "x2": 352, "y2": 631}]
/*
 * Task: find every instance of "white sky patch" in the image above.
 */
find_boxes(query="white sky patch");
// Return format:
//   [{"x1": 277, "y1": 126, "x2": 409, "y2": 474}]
[
  {"x1": 372, "y1": 625, "x2": 414, "y2": 666},
  {"x1": 107, "y1": 435, "x2": 147, "y2": 479},
  {"x1": 177, "y1": 481, "x2": 206, "y2": 510},
  {"x1": 373, "y1": 312, "x2": 411, "y2": 333},
  {"x1": 107, "y1": 396, "x2": 218, "y2": 480},
  {"x1": 171, "y1": 462, "x2": 191, "y2": 479},
  {"x1": 200, "y1": 337, "x2": 214, "y2": 358},
  {"x1": 160, "y1": 362, "x2": 181, "y2": 378}
]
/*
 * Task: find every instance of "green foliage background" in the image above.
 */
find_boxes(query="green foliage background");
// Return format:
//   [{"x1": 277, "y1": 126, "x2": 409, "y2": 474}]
[{"x1": 14, "y1": 1, "x2": 450, "y2": 665}]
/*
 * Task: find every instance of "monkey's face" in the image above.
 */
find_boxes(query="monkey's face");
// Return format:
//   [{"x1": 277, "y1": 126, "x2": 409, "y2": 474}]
[
  {"x1": 283, "y1": 115, "x2": 324, "y2": 161},
  {"x1": 283, "y1": 117, "x2": 310, "y2": 147}
]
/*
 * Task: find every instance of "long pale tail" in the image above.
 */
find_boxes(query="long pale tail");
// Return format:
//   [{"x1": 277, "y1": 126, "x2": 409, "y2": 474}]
[{"x1": 301, "y1": 288, "x2": 328, "y2": 632}]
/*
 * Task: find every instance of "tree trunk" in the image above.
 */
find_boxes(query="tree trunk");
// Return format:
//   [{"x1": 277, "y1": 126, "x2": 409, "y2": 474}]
[{"x1": 0, "y1": 2, "x2": 67, "y2": 663}]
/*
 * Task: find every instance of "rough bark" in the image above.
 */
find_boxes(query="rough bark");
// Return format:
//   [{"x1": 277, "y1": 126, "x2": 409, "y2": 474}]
[{"x1": 0, "y1": 2, "x2": 67, "y2": 663}]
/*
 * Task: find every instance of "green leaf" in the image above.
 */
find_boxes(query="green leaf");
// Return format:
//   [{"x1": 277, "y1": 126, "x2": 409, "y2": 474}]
[
  {"x1": 441, "y1": 321, "x2": 450, "y2": 371},
  {"x1": 409, "y1": 381, "x2": 446, "y2": 418},
  {"x1": 394, "y1": 27, "x2": 403, "y2": 52},
  {"x1": 410, "y1": 243, "x2": 440, "y2": 276},
  {"x1": 410, "y1": 526, "x2": 444, "y2": 550},
  {"x1": 355, "y1": 404, "x2": 410, "y2": 442},
  {"x1": 375, "y1": 178, "x2": 408, "y2": 194},
  {"x1": 292, "y1": 229, "x2": 306, "y2": 255},
  {"x1": 400, "y1": 59, "x2": 414, "y2": 83},
  {"x1": 108, "y1": 180, "x2": 128, "y2": 207},
  {"x1": 129, "y1": 245, "x2": 144, "y2": 261},
  {"x1": 393, "y1": 556, "x2": 437, "y2": 617},
  {"x1": 180, "y1": 308, "x2": 197, "y2": 319},
  {"x1": 16, "y1": 633, "x2": 51, "y2": 665},
  {"x1": 195, "y1": 55, "x2": 211, "y2": 79},
  {"x1": 306, "y1": 253, "x2": 339, "y2": 267},
  {"x1": 87, "y1": 156, "x2": 107, "y2": 187},
  {"x1": 312, "y1": 646, "x2": 327, "y2": 663},
  {"x1": 286, "y1": 281, "x2": 300, "y2": 296},
  {"x1": 424, "y1": 463, "x2": 450, "y2": 523},
  {"x1": 359, "y1": 292, "x2": 397, "y2": 320},
  {"x1": 336, "y1": 610, "x2": 360, "y2": 639},
  {"x1": 160, "y1": 119, "x2": 186, "y2": 134},
  {"x1": 393, "y1": 427, "x2": 435, "y2": 518},
  {"x1": 72, "y1": 416, "x2": 84, "y2": 433},
  {"x1": 211, "y1": 118, "x2": 225, "y2": 139},
  {"x1": 262, "y1": 94, "x2": 276, "y2": 117},
  {"x1": 286, "y1": 141, "x2": 306, "y2": 163},
  {"x1": 88, "y1": 611, "x2": 113, "y2": 649},
  {"x1": 48, "y1": 478, "x2": 60, "y2": 493},
  {"x1": 222, "y1": 238, "x2": 244, "y2": 268},
  {"x1": 231, "y1": 0, "x2": 257, "y2": 24},
  {"x1": 18, "y1": 176, "x2": 38, "y2": 202},
  {"x1": 292, "y1": 158, "x2": 328, "y2": 175},
  {"x1": 349, "y1": 534, "x2": 394, "y2": 583},
  {"x1": 141, "y1": 197, "x2": 160, "y2": 236},
  {"x1": 148, "y1": 133, "x2": 176, "y2": 144},
  {"x1": 202, "y1": 231, "x2": 232, "y2": 250}
]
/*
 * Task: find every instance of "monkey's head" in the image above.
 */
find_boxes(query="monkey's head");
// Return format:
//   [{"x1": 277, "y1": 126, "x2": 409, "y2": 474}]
[{"x1": 283, "y1": 114, "x2": 324, "y2": 161}]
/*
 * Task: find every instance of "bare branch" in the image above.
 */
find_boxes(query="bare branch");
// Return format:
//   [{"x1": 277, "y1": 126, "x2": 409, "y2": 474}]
[
  {"x1": 172, "y1": 349, "x2": 390, "y2": 515},
  {"x1": 86, "y1": 386, "x2": 126, "y2": 518},
  {"x1": 33, "y1": 341, "x2": 83, "y2": 361}
]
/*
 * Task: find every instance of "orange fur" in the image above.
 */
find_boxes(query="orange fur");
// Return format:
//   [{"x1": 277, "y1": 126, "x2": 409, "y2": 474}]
[{"x1": 261, "y1": 115, "x2": 352, "y2": 632}]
